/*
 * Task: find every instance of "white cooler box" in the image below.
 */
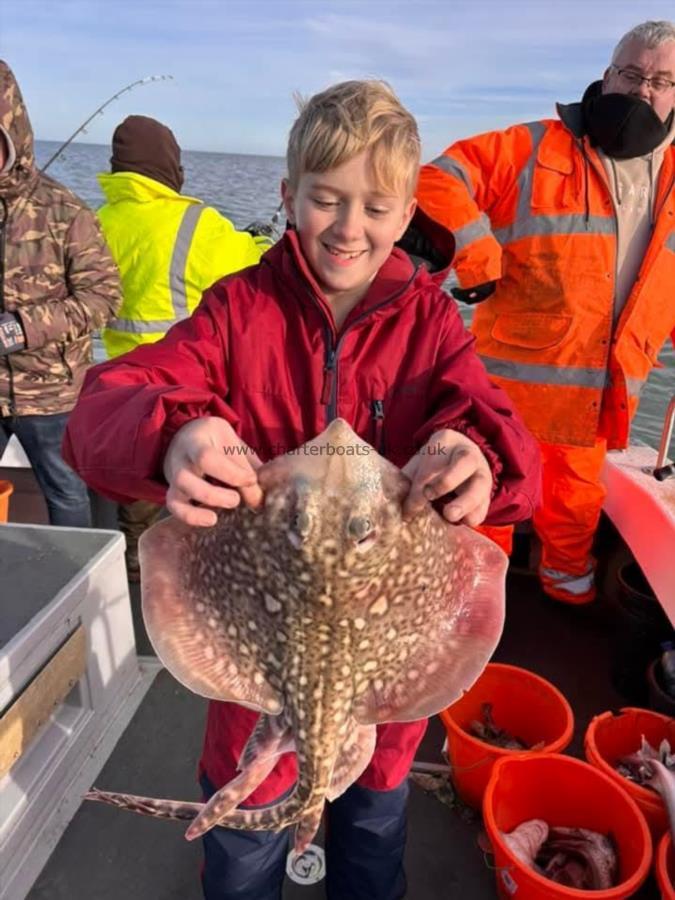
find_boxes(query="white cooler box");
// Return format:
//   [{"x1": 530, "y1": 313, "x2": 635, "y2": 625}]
[{"x1": 0, "y1": 525, "x2": 158, "y2": 900}]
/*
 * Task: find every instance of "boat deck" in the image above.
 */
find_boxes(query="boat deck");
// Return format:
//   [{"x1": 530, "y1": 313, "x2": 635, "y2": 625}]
[{"x1": 3, "y1": 467, "x2": 664, "y2": 899}]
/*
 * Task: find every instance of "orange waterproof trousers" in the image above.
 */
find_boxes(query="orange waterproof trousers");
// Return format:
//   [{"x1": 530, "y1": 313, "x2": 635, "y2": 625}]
[
  {"x1": 477, "y1": 438, "x2": 607, "y2": 604},
  {"x1": 475, "y1": 524, "x2": 514, "y2": 556}
]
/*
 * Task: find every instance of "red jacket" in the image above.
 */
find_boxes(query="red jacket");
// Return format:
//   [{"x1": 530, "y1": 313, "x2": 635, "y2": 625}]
[{"x1": 64, "y1": 229, "x2": 540, "y2": 801}]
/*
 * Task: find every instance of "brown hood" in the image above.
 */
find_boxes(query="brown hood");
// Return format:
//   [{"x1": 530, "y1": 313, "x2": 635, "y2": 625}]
[
  {"x1": 0, "y1": 60, "x2": 37, "y2": 197},
  {"x1": 110, "y1": 114, "x2": 184, "y2": 192}
]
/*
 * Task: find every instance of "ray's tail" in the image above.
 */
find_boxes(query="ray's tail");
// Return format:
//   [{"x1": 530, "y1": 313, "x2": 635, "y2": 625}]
[
  {"x1": 86, "y1": 714, "x2": 293, "y2": 834},
  {"x1": 85, "y1": 788, "x2": 203, "y2": 821},
  {"x1": 184, "y1": 754, "x2": 283, "y2": 840},
  {"x1": 199, "y1": 696, "x2": 357, "y2": 853}
]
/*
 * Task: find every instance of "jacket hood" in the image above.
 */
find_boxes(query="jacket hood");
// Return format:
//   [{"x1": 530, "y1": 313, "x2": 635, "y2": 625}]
[
  {"x1": 265, "y1": 226, "x2": 451, "y2": 327},
  {"x1": 396, "y1": 206, "x2": 455, "y2": 279},
  {"x1": 557, "y1": 82, "x2": 675, "y2": 149},
  {"x1": 110, "y1": 114, "x2": 184, "y2": 192},
  {"x1": 580, "y1": 80, "x2": 674, "y2": 159},
  {"x1": 97, "y1": 170, "x2": 201, "y2": 205},
  {"x1": 0, "y1": 60, "x2": 37, "y2": 196}
]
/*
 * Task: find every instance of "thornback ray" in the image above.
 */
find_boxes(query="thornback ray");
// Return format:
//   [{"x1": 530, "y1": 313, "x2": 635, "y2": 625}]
[{"x1": 86, "y1": 419, "x2": 507, "y2": 854}]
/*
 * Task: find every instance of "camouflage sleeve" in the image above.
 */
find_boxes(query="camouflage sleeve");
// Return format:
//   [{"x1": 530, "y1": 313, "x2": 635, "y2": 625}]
[{"x1": 17, "y1": 207, "x2": 122, "y2": 349}]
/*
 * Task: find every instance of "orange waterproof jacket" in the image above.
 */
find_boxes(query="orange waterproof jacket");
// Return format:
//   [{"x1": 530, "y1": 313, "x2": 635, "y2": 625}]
[{"x1": 416, "y1": 101, "x2": 675, "y2": 449}]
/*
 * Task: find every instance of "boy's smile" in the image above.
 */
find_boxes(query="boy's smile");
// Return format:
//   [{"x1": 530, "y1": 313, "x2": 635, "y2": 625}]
[
  {"x1": 282, "y1": 151, "x2": 416, "y2": 321},
  {"x1": 322, "y1": 245, "x2": 366, "y2": 263}
]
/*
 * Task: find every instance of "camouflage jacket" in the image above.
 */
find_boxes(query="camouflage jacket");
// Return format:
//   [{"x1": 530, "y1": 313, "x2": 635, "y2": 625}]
[{"x1": 0, "y1": 61, "x2": 121, "y2": 417}]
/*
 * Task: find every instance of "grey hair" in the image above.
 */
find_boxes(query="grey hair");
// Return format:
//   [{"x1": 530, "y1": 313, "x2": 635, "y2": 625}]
[{"x1": 612, "y1": 21, "x2": 675, "y2": 63}]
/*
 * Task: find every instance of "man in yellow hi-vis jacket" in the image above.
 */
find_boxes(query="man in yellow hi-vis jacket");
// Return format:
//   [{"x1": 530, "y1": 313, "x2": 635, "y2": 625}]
[{"x1": 98, "y1": 114, "x2": 272, "y2": 579}]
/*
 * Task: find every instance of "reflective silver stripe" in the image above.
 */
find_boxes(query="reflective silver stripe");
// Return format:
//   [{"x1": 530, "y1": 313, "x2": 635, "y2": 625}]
[
  {"x1": 515, "y1": 121, "x2": 546, "y2": 221},
  {"x1": 495, "y1": 122, "x2": 614, "y2": 245},
  {"x1": 626, "y1": 375, "x2": 646, "y2": 398},
  {"x1": 107, "y1": 204, "x2": 204, "y2": 334},
  {"x1": 495, "y1": 213, "x2": 615, "y2": 244},
  {"x1": 430, "y1": 155, "x2": 473, "y2": 193},
  {"x1": 541, "y1": 566, "x2": 595, "y2": 595},
  {"x1": 667, "y1": 232, "x2": 675, "y2": 252},
  {"x1": 453, "y1": 213, "x2": 492, "y2": 251},
  {"x1": 480, "y1": 355, "x2": 607, "y2": 388},
  {"x1": 106, "y1": 317, "x2": 176, "y2": 334},
  {"x1": 607, "y1": 370, "x2": 646, "y2": 397},
  {"x1": 169, "y1": 204, "x2": 204, "y2": 319}
]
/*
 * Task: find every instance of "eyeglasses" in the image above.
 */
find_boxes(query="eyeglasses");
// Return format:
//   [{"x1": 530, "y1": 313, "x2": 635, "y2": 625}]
[{"x1": 610, "y1": 65, "x2": 675, "y2": 94}]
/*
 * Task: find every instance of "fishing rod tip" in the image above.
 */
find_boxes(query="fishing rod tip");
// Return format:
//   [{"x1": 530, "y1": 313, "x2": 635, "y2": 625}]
[{"x1": 141, "y1": 74, "x2": 173, "y2": 84}]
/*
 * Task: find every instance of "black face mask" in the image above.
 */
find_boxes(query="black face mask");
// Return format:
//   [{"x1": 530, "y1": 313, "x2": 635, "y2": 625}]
[{"x1": 582, "y1": 80, "x2": 673, "y2": 159}]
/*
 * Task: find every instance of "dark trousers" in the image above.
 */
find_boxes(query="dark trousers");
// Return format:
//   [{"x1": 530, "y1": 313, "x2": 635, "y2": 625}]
[
  {"x1": 0, "y1": 413, "x2": 91, "y2": 527},
  {"x1": 117, "y1": 498, "x2": 163, "y2": 571},
  {"x1": 201, "y1": 776, "x2": 408, "y2": 900}
]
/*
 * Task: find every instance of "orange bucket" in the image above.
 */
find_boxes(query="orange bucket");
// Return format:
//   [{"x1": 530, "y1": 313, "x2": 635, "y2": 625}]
[
  {"x1": 656, "y1": 832, "x2": 675, "y2": 900},
  {"x1": 0, "y1": 479, "x2": 13, "y2": 523},
  {"x1": 584, "y1": 707, "x2": 675, "y2": 841},
  {"x1": 438, "y1": 663, "x2": 574, "y2": 808},
  {"x1": 483, "y1": 754, "x2": 652, "y2": 899}
]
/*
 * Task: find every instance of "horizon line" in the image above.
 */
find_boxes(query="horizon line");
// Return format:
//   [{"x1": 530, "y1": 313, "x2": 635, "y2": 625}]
[{"x1": 34, "y1": 137, "x2": 286, "y2": 161}]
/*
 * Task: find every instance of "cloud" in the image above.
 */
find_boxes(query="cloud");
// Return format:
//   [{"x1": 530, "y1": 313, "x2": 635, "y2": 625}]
[{"x1": 1, "y1": 0, "x2": 672, "y2": 156}]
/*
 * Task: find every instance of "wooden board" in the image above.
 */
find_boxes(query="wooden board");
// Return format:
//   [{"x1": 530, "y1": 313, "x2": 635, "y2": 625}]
[{"x1": 0, "y1": 625, "x2": 86, "y2": 779}]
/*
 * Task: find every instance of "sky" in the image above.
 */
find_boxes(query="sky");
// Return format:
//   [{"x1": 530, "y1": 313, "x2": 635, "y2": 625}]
[{"x1": 1, "y1": 0, "x2": 673, "y2": 159}]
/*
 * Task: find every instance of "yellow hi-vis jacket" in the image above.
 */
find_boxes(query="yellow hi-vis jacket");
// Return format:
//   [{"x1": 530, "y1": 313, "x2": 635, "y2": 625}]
[{"x1": 97, "y1": 171, "x2": 269, "y2": 358}]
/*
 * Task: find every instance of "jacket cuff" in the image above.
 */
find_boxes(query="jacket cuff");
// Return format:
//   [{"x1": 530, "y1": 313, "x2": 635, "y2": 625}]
[
  {"x1": 155, "y1": 402, "x2": 241, "y2": 483},
  {"x1": 414, "y1": 420, "x2": 503, "y2": 503},
  {"x1": 13, "y1": 309, "x2": 40, "y2": 349}
]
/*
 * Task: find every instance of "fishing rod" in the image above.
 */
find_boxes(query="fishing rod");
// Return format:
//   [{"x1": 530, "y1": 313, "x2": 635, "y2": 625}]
[
  {"x1": 270, "y1": 200, "x2": 284, "y2": 230},
  {"x1": 40, "y1": 74, "x2": 173, "y2": 173},
  {"x1": 245, "y1": 200, "x2": 285, "y2": 240}
]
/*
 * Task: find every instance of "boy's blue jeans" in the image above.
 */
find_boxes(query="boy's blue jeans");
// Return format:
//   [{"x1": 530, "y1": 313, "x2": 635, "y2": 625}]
[
  {"x1": 0, "y1": 413, "x2": 91, "y2": 527},
  {"x1": 200, "y1": 774, "x2": 408, "y2": 900}
]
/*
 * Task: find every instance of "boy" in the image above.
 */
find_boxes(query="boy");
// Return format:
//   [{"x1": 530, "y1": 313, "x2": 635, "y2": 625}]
[{"x1": 64, "y1": 80, "x2": 541, "y2": 900}]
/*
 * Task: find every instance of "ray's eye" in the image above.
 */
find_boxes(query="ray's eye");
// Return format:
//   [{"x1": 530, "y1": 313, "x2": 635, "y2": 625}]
[
  {"x1": 287, "y1": 509, "x2": 311, "y2": 548},
  {"x1": 292, "y1": 510, "x2": 310, "y2": 534},
  {"x1": 347, "y1": 516, "x2": 377, "y2": 551}
]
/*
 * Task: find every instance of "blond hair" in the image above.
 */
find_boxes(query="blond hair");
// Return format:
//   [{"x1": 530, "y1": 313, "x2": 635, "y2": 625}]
[{"x1": 286, "y1": 80, "x2": 420, "y2": 199}]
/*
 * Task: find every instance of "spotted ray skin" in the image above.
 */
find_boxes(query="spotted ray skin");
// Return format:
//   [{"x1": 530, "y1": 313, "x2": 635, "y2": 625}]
[{"x1": 87, "y1": 419, "x2": 507, "y2": 853}]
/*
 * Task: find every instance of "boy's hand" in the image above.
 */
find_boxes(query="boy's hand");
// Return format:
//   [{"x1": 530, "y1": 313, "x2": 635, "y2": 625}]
[
  {"x1": 163, "y1": 417, "x2": 263, "y2": 527},
  {"x1": 402, "y1": 429, "x2": 492, "y2": 526}
]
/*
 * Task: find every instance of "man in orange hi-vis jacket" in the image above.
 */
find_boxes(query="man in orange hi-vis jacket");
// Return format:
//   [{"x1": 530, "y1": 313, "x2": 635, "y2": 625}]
[{"x1": 415, "y1": 20, "x2": 675, "y2": 605}]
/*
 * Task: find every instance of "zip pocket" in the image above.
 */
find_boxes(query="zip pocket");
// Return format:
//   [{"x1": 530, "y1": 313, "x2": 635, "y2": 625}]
[
  {"x1": 371, "y1": 399, "x2": 385, "y2": 454},
  {"x1": 59, "y1": 343, "x2": 74, "y2": 383}
]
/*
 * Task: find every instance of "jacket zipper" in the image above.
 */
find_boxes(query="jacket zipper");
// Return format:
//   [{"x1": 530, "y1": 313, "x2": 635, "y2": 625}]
[
  {"x1": 651, "y1": 163, "x2": 675, "y2": 224},
  {"x1": 371, "y1": 399, "x2": 385, "y2": 453},
  {"x1": 320, "y1": 343, "x2": 336, "y2": 408},
  {"x1": 0, "y1": 196, "x2": 6, "y2": 313},
  {"x1": 580, "y1": 141, "x2": 675, "y2": 411},
  {"x1": 0, "y1": 196, "x2": 15, "y2": 414},
  {"x1": 59, "y1": 343, "x2": 74, "y2": 382},
  {"x1": 308, "y1": 268, "x2": 419, "y2": 427}
]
